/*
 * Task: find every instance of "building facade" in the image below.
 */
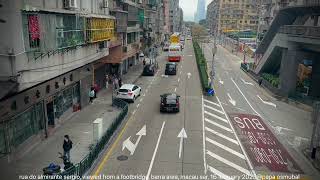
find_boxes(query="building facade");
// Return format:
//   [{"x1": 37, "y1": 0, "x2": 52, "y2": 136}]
[{"x1": 207, "y1": 0, "x2": 259, "y2": 35}]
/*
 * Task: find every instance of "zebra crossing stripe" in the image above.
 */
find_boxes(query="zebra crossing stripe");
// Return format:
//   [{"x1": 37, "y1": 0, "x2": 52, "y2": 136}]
[
  {"x1": 204, "y1": 111, "x2": 228, "y2": 123},
  {"x1": 207, "y1": 165, "x2": 235, "y2": 180},
  {"x1": 205, "y1": 118, "x2": 232, "y2": 132},
  {"x1": 204, "y1": 104, "x2": 224, "y2": 115},
  {"x1": 206, "y1": 150, "x2": 252, "y2": 177},
  {"x1": 206, "y1": 137, "x2": 245, "y2": 159},
  {"x1": 205, "y1": 126, "x2": 238, "y2": 145},
  {"x1": 204, "y1": 99, "x2": 220, "y2": 108}
]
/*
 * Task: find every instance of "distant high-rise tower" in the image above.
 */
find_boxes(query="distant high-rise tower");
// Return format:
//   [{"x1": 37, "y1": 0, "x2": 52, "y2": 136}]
[{"x1": 195, "y1": 0, "x2": 206, "y2": 22}]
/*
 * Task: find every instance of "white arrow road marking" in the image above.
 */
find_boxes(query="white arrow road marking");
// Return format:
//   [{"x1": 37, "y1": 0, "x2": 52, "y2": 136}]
[
  {"x1": 227, "y1": 93, "x2": 236, "y2": 106},
  {"x1": 274, "y1": 126, "x2": 293, "y2": 135},
  {"x1": 178, "y1": 128, "x2": 187, "y2": 159},
  {"x1": 122, "y1": 125, "x2": 146, "y2": 155},
  {"x1": 219, "y1": 79, "x2": 224, "y2": 85},
  {"x1": 174, "y1": 87, "x2": 177, "y2": 92},
  {"x1": 257, "y1": 95, "x2": 277, "y2": 108},
  {"x1": 241, "y1": 78, "x2": 254, "y2": 86},
  {"x1": 187, "y1": 72, "x2": 192, "y2": 79}
]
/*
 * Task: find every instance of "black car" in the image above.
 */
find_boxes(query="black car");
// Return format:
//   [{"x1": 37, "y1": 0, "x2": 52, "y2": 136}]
[
  {"x1": 160, "y1": 93, "x2": 180, "y2": 113},
  {"x1": 165, "y1": 62, "x2": 177, "y2": 75},
  {"x1": 142, "y1": 64, "x2": 155, "y2": 76}
]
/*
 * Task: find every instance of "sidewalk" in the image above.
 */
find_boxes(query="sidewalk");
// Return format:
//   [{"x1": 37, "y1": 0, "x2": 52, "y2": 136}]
[{"x1": 0, "y1": 62, "x2": 144, "y2": 179}]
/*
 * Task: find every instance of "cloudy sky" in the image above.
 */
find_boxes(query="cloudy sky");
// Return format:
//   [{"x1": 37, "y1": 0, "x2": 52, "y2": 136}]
[{"x1": 180, "y1": 0, "x2": 212, "y2": 21}]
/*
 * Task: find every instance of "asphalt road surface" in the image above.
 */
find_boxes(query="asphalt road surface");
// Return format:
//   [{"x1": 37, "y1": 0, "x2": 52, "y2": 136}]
[{"x1": 88, "y1": 40, "x2": 320, "y2": 180}]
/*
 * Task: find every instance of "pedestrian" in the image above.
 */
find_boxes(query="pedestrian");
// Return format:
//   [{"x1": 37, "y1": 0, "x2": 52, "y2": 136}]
[
  {"x1": 143, "y1": 59, "x2": 146, "y2": 66},
  {"x1": 89, "y1": 87, "x2": 95, "y2": 103},
  {"x1": 105, "y1": 75, "x2": 109, "y2": 89},
  {"x1": 258, "y1": 78, "x2": 263, "y2": 86},
  {"x1": 114, "y1": 76, "x2": 119, "y2": 89},
  {"x1": 118, "y1": 77, "x2": 122, "y2": 88},
  {"x1": 63, "y1": 135, "x2": 73, "y2": 162}
]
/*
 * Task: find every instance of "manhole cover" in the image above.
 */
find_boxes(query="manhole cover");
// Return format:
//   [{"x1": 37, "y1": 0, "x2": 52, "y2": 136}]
[
  {"x1": 107, "y1": 109, "x2": 113, "y2": 112},
  {"x1": 117, "y1": 155, "x2": 128, "y2": 161}
]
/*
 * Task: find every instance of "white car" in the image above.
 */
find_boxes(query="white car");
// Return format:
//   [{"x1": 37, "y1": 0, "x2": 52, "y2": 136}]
[{"x1": 116, "y1": 84, "x2": 142, "y2": 102}]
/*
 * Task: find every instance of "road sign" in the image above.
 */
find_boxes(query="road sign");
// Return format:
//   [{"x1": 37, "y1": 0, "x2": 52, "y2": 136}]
[{"x1": 228, "y1": 113, "x2": 303, "y2": 174}]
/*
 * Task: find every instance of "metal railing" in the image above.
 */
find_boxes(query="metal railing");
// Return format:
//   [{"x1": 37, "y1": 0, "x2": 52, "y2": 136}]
[
  {"x1": 58, "y1": 98, "x2": 129, "y2": 179},
  {"x1": 279, "y1": 25, "x2": 320, "y2": 38}
]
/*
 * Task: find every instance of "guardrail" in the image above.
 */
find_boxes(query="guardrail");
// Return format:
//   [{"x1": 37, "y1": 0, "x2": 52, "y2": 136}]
[
  {"x1": 58, "y1": 98, "x2": 129, "y2": 179},
  {"x1": 279, "y1": 25, "x2": 320, "y2": 38},
  {"x1": 192, "y1": 40, "x2": 210, "y2": 93}
]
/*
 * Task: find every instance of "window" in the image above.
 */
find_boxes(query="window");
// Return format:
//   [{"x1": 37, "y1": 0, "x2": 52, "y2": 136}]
[
  {"x1": 24, "y1": 96, "x2": 30, "y2": 104},
  {"x1": 36, "y1": 90, "x2": 41, "y2": 98},
  {"x1": 55, "y1": 82, "x2": 59, "y2": 89},
  {"x1": 23, "y1": 14, "x2": 40, "y2": 50}
]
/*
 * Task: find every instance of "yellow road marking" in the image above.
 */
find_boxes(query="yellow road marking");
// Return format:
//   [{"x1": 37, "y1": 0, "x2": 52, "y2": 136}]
[{"x1": 90, "y1": 114, "x2": 134, "y2": 179}]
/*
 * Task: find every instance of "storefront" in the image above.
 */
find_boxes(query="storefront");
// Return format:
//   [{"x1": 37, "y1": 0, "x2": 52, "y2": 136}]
[{"x1": 46, "y1": 82, "x2": 80, "y2": 127}]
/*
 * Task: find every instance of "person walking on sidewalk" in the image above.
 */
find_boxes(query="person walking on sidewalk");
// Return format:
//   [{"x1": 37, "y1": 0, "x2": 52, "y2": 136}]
[
  {"x1": 118, "y1": 77, "x2": 122, "y2": 88},
  {"x1": 63, "y1": 135, "x2": 73, "y2": 162},
  {"x1": 89, "y1": 87, "x2": 95, "y2": 103},
  {"x1": 105, "y1": 74, "x2": 109, "y2": 89},
  {"x1": 114, "y1": 76, "x2": 119, "y2": 89}
]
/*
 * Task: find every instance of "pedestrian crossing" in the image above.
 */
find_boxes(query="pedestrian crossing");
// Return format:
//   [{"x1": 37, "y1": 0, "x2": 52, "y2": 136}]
[{"x1": 202, "y1": 97, "x2": 255, "y2": 180}]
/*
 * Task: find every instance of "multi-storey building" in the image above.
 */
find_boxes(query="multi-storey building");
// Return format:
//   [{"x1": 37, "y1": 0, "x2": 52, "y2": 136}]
[
  {"x1": 0, "y1": 0, "x2": 117, "y2": 154},
  {"x1": 169, "y1": 0, "x2": 179, "y2": 33},
  {"x1": 195, "y1": 0, "x2": 206, "y2": 22},
  {"x1": 163, "y1": 0, "x2": 170, "y2": 38},
  {"x1": 207, "y1": 0, "x2": 259, "y2": 35}
]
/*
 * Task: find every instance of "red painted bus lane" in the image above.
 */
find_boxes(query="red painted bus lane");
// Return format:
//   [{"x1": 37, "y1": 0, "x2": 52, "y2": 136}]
[{"x1": 228, "y1": 113, "x2": 303, "y2": 174}]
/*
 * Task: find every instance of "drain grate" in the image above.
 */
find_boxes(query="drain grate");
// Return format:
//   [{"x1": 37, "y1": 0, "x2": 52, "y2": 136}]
[{"x1": 117, "y1": 155, "x2": 128, "y2": 161}]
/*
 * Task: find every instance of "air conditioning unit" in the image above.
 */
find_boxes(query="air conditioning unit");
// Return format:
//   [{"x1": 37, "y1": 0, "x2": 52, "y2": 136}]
[
  {"x1": 63, "y1": 0, "x2": 77, "y2": 9},
  {"x1": 101, "y1": 0, "x2": 108, "y2": 8},
  {"x1": 138, "y1": 0, "x2": 142, "y2": 4}
]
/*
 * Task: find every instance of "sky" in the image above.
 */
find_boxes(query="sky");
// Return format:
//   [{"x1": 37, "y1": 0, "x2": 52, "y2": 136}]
[{"x1": 180, "y1": 0, "x2": 212, "y2": 21}]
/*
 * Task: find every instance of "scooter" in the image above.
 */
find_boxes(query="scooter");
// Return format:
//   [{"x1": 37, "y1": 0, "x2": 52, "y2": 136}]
[{"x1": 42, "y1": 152, "x2": 74, "y2": 175}]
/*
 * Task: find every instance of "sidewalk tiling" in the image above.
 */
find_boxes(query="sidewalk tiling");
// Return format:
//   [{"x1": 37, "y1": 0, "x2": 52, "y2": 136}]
[{"x1": 0, "y1": 62, "x2": 144, "y2": 179}]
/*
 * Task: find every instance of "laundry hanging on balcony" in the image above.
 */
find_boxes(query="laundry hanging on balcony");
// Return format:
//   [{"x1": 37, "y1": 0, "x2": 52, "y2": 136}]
[{"x1": 28, "y1": 15, "x2": 40, "y2": 40}]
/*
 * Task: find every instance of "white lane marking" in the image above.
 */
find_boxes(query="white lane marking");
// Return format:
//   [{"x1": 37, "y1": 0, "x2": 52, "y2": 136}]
[
  {"x1": 180, "y1": 71, "x2": 182, "y2": 75},
  {"x1": 207, "y1": 165, "x2": 235, "y2": 180},
  {"x1": 206, "y1": 150, "x2": 252, "y2": 176},
  {"x1": 136, "y1": 104, "x2": 140, "y2": 108},
  {"x1": 205, "y1": 118, "x2": 232, "y2": 132},
  {"x1": 219, "y1": 79, "x2": 224, "y2": 85},
  {"x1": 146, "y1": 121, "x2": 166, "y2": 180},
  {"x1": 204, "y1": 111, "x2": 228, "y2": 123},
  {"x1": 204, "y1": 99, "x2": 220, "y2": 108},
  {"x1": 143, "y1": 93, "x2": 146, "y2": 97},
  {"x1": 177, "y1": 128, "x2": 187, "y2": 159},
  {"x1": 146, "y1": 89, "x2": 149, "y2": 93},
  {"x1": 204, "y1": 104, "x2": 224, "y2": 115},
  {"x1": 202, "y1": 96, "x2": 207, "y2": 174},
  {"x1": 132, "y1": 109, "x2": 136, "y2": 115},
  {"x1": 216, "y1": 96, "x2": 258, "y2": 180},
  {"x1": 205, "y1": 126, "x2": 238, "y2": 145},
  {"x1": 139, "y1": 98, "x2": 143, "y2": 102},
  {"x1": 174, "y1": 87, "x2": 177, "y2": 92},
  {"x1": 227, "y1": 93, "x2": 236, "y2": 106},
  {"x1": 241, "y1": 78, "x2": 254, "y2": 86},
  {"x1": 231, "y1": 78, "x2": 261, "y2": 117},
  {"x1": 178, "y1": 78, "x2": 180, "y2": 82},
  {"x1": 257, "y1": 95, "x2": 277, "y2": 108},
  {"x1": 206, "y1": 137, "x2": 245, "y2": 159}
]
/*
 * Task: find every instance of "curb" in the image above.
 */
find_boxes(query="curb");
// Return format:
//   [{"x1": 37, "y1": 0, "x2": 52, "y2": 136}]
[{"x1": 241, "y1": 67, "x2": 313, "y2": 111}]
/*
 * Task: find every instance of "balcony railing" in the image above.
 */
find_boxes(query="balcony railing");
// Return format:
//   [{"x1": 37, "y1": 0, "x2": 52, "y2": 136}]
[{"x1": 279, "y1": 25, "x2": 320, "y2": 38}]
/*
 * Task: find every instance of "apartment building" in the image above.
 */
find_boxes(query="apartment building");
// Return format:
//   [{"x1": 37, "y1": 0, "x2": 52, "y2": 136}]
[
  {"x1": 207, "y1": 0, "x2": 259, "y2": 35},
  {"x1": 0, "y1": 0, "x2": 116, "y2": 154}
]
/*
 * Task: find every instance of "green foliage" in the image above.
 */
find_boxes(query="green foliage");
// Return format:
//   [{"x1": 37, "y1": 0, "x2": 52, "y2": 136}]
[
  {"x1": 261, "y1": 73, "x2": 280, "y2": 88},
  {"x1": 193, "y1": 40, "x2": 210, "y2": 92}
]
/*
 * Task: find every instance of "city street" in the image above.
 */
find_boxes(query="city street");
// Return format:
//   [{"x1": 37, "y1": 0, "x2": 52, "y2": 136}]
[{"x1": 88, "y1": 40, "x2": 320, "y2": 180}]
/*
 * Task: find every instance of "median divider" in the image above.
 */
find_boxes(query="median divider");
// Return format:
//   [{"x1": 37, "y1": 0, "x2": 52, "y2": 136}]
[
  {"x1": 193, "y1": 40, "x2": 211, "y2": 93},
  {"x1": 58, "y1": 98, "x2": 129, "y2": 179}
]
